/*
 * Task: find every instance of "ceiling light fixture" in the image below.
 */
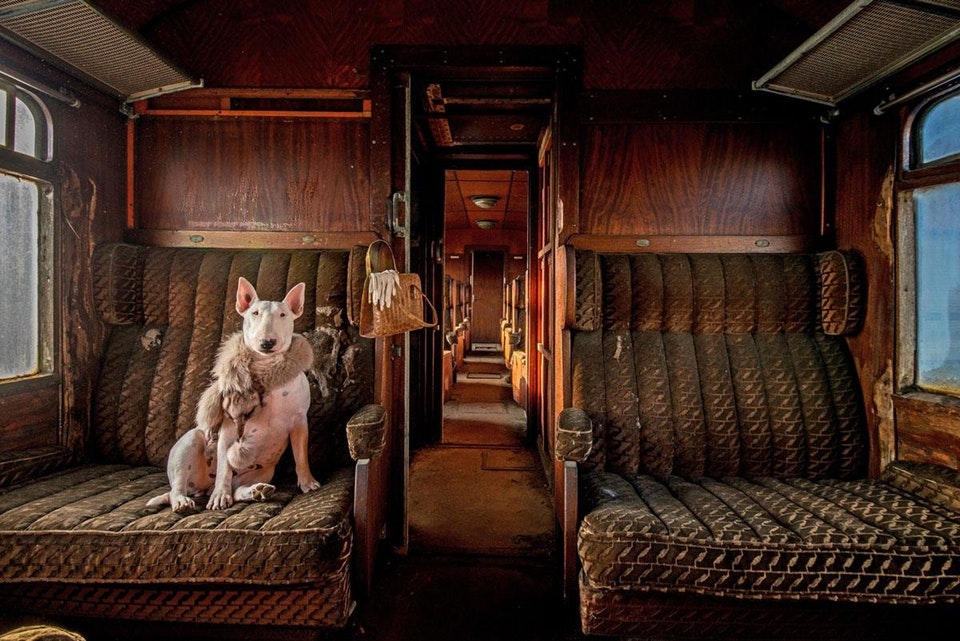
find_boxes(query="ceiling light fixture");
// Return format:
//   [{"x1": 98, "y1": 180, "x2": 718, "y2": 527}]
[
  {"x1": 469, "y1": 195, "x2": 500, "y2": 209},
  {"x1": 475, "y1": 219, "x2": 497, "y2": 230}
]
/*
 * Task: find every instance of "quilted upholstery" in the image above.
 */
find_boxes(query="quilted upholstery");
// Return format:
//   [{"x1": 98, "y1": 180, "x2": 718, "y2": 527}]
[
  {"x1": 578, "y1": 472, "x2": 960, "y2": 603},
  {"x1": 570, "y1": 252, "x2": 867, "y2": 480},
  {"x1": 0, "y1": 244, "x2": 376, "y2": 629},
  {"x1": 564, "y1": 251, "x2": 960, "y2": 638}
]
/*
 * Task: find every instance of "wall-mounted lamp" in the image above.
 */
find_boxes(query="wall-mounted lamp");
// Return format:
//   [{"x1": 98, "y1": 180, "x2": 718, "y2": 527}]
[
  {"x1": 469, "y1": 195, "x2": 500, "y2": 209},
  {"x1": 475, "y1": 219, "x2": 497, "y2": 230}
]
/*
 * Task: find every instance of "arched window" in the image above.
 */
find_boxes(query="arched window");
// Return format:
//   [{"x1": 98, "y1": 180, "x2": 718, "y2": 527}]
[
  {"x1": 900, "y1": 88, "x2": 960, "y2": 397},
  {"x1": 1, "y1": 82, "x2": 51, "y2": 160},
  {"x1": 0, "y1": 81, "x2": 53, "y2": 384},
  {"x1": 914, "y1": 93, "x2": 960, "y2": 168}
]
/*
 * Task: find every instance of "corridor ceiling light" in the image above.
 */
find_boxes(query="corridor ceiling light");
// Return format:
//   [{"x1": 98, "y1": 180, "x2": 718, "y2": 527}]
[
  {"x1": 469, "y1": 195, "x2": 500, "y2": 209},
  {"x1": 475, "y1": 219, "x2": 496, "y2": 230}
]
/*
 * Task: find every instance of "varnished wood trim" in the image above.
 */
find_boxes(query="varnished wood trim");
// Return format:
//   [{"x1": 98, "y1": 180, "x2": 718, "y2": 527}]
[
  {"x1": 558, "y1": 460, "x2": 579, "y2": 605},
  {"x1": 139, "y1": 108, "x2": 371, "y2": 120},
  {"x1": 565, "y1": 234, "x2": 817, "y2": 253},
  {"x1": 134, "y1": 88, "x2": 372, "y2": 119},
  {"x1": 893, "y1": 392, "x2": 960, "y2": 469},
  {"x1": 125, "y1": 229, "x2": 379, "y2": 249},
  {"x1": 353, "y1": 458, "x2": 373, "y2": 597},
  {"x1": 126, "y1": 118, "x2": 135, "y2": 228},
  {"x1": 173, "y1": 88, "x2": 369, "y2": 99}
]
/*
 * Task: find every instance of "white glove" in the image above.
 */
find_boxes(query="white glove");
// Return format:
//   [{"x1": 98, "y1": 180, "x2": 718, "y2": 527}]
[{"x1": 369, "y1": 270, "x2": 401, "y2": 310}]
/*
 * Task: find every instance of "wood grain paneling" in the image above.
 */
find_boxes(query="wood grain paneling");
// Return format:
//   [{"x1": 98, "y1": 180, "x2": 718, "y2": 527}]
[
  {"x1": 579, "y1": 123, "x2": 820, "y2": 237},
  {"x1": 98, "y1": 0, "x2": 851, "y2": 91},
  {"x1": 135, "y1": 118, "x2": 370, "y2": 232},
  {"x1": 472, "y1": 250, "x2": 505, "y2": 344},
  {"x1": 0, "y1": 385, "x2": 59, "y2": 454},
  {"x1": 834, "y1": 110, "x2": 898, "y2": 476},
  {"x1": 895, "y1": 394, "x2": 960, "y2": 469}
]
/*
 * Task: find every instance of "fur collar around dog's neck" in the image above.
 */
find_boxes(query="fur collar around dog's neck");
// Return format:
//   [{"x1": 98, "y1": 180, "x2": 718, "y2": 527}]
[
  {"x1": 214, "y1": 332, "x2": 314, "y2": 394},
  {"x1": 195, "y1": 332, "x2": 314, "y2": 439}
]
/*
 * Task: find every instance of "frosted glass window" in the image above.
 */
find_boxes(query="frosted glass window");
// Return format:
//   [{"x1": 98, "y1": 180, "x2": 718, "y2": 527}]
[
  {"x1": 914, "y1": 183, "x2": 960, "y2": 395},
  {"x1": 0, "y1": 173, "x2": 40, "y2": 380},
  {"x1": 918, "y1": 94, "x2": 960, "y2": 166},
  {"x1": 13, "y1": 97, "x2": 37, "y2": 157}
]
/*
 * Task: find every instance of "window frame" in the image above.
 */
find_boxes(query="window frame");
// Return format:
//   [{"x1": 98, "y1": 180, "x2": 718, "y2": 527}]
[
  {"x1": 0, "y1": 80, "x2": 57, "y2": 397},
  {"x1": 896, "y1": 84, "x2": 960, "y2": 403}
]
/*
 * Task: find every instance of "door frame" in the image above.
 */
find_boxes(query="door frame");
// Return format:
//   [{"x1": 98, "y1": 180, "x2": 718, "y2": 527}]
[{"x1": 370, "y1": 45, "x2": 581, "y2": 552}]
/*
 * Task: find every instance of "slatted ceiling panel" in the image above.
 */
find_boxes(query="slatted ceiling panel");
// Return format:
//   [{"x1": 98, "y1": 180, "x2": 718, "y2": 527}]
[
  {"x1": 754, "y1": 0, "x2": 960, "y2": 106},
  {"x1": 444, "y1": 169, "x2": 528, "y2": 232},
  {"x1": 0, "y1": 0, "x2": 199, "y2": 101}
]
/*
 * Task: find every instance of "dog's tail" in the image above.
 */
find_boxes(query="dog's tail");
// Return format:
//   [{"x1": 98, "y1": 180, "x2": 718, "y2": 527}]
[{"x1": 146, "y1": 492, "x2": 170, "y2": 508}]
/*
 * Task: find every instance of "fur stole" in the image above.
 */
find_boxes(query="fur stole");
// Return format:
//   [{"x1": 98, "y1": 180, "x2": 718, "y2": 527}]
[{"x1": 196, "y1": 332, "x2": 314, "y2": 440}]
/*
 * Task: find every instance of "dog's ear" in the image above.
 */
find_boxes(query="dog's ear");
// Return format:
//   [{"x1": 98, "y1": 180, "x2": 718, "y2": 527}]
[
  {"x1": 236, "y1": 277, "x2": 259, "y2": 315},
  {"x1": 283, "y1": 282, "x2": 306, "y2": 319}
]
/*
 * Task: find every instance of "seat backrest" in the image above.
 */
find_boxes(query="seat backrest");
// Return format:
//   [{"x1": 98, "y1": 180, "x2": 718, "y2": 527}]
[
  {"x1": 567, "y1": 250, "x2": 867, "y2": 480},
  {"x1": 91, "y1": 244, "x2": 374, "y2": 475}
]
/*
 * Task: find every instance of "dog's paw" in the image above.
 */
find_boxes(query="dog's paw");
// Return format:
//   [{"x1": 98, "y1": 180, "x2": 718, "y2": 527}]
[
  {"x1": 299, "y1": 476, "x2": 322, "y2": 493},
  {"x1": 250, "y1": 483, "x2": 276, "y2": 502},
  {"x1": 207, "y1": 489, "x2": 234, "y2": 510},
  {"x1": 171, "y1": 495, "x2": 197, "y2": 514}
]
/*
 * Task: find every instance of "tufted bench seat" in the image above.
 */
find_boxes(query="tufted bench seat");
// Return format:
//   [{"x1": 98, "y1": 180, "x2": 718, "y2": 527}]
[
  {"x1": 557, "y1": 250, "x2": 960, "y2": 639},
  {"x1": 0, "y1": 243, "x2": 386, "y2": 632}
]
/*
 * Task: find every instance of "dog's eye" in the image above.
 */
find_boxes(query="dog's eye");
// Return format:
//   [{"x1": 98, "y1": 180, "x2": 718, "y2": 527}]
[
  {"x1": 252, "y1": 311, "x2": 259, "y2": 316},
  {"x1": 280, "y1": 313, "x2": 286, "y2": 317}
]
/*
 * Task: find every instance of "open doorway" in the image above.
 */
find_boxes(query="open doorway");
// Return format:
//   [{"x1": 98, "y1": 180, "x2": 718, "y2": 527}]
[
  {"x1": 440, "y1": 168, "x2": 530, "y2": 437},
  {"x1": 370, "y1": 46, "x2": 579, "y2": 557},
  {"x1": 411, "y1": 164, "x2": 545, "y2": 555}
]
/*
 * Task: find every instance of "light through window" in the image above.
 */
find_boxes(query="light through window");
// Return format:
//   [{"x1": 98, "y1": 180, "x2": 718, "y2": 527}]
[
  {"x1": 0, "y1": 173, "x2": 40, "y2": 379},
  {"x1": 914, "y1": 184, "x2": 960, "y2": 394},
  {"x1": 902, "y1": 87, "x2": 960, "y2": 398},
  {"x1": 0, "y1": 81, "x2": 52, "y2": 385},
  {"x1": 917, "y1": 94, "x2": 960, "y2": 165}
]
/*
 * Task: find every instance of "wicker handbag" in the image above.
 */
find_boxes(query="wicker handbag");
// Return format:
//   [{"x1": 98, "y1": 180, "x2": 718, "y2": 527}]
[{"x1": 359, "y1": 240, "x2": 438, "y2": 338}]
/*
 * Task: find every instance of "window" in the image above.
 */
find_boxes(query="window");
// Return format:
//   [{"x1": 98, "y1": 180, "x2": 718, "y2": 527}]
[
  {"x1": 915, "y1": 93, "x2": 960, "y2": 166},
  {"x1": 900, "y1": 90, "x2": 960, "y2": 397},
  {"x1": 0, "y1": 81, "x2": 53, "y2": 386}
]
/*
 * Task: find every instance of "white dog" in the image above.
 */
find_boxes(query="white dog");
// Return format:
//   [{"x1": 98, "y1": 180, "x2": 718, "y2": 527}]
[{"x1": 148, "y1": 277, "x2": 321, "y2": 513}]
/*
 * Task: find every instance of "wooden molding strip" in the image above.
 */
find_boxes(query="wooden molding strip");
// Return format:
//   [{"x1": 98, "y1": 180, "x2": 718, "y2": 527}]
[
  {"x1": 565, "y1": 234, "x2": 817, "y2": 253},
  {"x1": 125, "y1": 229, "x2": 379, "y2": 250},
  {"x1": 178, "y1": 88, "x2": 370, "y2": 99},
  {"x1": 133, "y1": 88, "x2": 372, "y2": 119},
  {"x1": 137, "y1": 107, "x2": 371, "y2": 119}
]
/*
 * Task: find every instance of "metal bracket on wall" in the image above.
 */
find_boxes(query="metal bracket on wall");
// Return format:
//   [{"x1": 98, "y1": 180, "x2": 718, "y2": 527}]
[{"x1": 389, "y1": 191, "x2": 407, "y2": 237}]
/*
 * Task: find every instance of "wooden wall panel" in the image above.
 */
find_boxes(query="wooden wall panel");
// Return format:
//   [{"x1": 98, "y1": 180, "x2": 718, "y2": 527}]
[
  {"x1": 135, "y1": 118, "x2": 370, "y2": 232},
  {"x1": 106, "y1": 0, "x2": 850, "y2": 92},
  {"x1": 578, "y1": 123, "x2": 820, "y2": 237},
  {"x1": 834, "y1": 110, "x2": 898, "y2": 477}
]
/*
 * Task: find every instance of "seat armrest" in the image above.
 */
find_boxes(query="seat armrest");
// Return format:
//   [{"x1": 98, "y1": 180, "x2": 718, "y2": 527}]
[
  {"x1": 556, "y1": 407, "x2": 593, "y2": 463},
  {"x1": 346, "y1": 404, "x2": 387, "y2": 461}
]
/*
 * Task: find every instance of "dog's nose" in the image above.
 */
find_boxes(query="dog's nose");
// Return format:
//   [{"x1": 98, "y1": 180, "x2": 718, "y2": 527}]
[{"x1": 259, "y1": 338, "x2": 277, "y2": 352}]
